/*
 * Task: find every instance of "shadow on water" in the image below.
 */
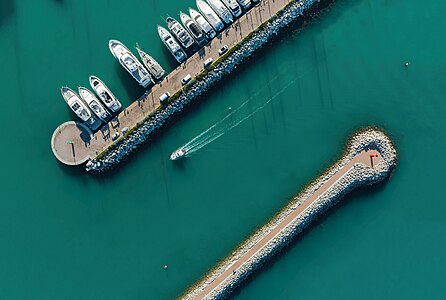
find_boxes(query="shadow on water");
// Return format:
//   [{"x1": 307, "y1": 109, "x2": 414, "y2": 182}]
[
  {"x1": 114, "y1": 63, "x2": 145, "y2": 102},
  {"x1": 86, "y1": 113, "x2": 183, "y2": 181},
  {"x1": 230, "y1": 176, "x2": 393, "y2": 299},
  {"x1": 171, "y1": 157, "x2": 187, "y2": 171},
  {"x1": 161, "y1": 46, "x2": 183, "y2": 71},
  {"x1": 0, "y1": 0, "x2": 14, "y2": 28},
  {"x1": 56, "y1": 160, "x2": 86, "y2": 176}
]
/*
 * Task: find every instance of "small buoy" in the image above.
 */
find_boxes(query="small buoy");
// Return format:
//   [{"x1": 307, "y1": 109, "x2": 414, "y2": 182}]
[
  {"x1": 228, "y1": 107, "x2": 232, "y2": 111},
  {"x1": 164, "y1": 265, "x2": 168, "y2": 270},
  {"x1": 404, "y1": 62, "x2": 410, "y2": 67}
]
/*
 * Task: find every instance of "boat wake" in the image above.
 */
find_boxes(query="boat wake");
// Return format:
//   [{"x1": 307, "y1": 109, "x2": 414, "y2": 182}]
[{"x1": 171, "y1": 78, "x2": 296, "y2": 160}]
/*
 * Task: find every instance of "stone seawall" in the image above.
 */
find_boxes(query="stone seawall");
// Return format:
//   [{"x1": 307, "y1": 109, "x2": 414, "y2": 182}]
[
  {"x1": 86, "y1": 0, "x2": 324, "y2": 173},
  {"x1": 180, "y1": 128, "x2": 397, "y2": 299}
]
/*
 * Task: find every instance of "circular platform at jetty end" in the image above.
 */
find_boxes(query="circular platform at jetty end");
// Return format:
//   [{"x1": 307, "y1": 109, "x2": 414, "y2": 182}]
[{"x1": 51, "y1": 121, "x2": 95, "y2": 166}]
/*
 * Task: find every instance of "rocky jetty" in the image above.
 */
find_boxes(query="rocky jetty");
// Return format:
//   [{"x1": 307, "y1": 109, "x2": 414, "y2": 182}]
[
  {"x1": 180, "y1": 128, "x2": 397, "y2": 299},
  {"x1": 86, "y1": 0, "x2": 323, "y2": 173}
]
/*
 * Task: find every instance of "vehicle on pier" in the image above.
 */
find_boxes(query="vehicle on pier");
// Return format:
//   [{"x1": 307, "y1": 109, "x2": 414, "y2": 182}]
[
  {"x1": 166, "y1": 17, "x2": 195, "y2": 52},
  {"x1": 159, "y1": 91, "x2": 171, "y2": 104},
  {"x1": 236, "y1": 0, "x2": 251, "y2": 10},
  {"x1": 204, "y1": 57, "x2": 213, "y2": 68},
  {"x1": 61, "y1": 87, "x2": 101, "y2": 131},
  {"x1": 218, "y1": 44, "x2": 229, "y2": 55},
  {"x1": 207, "y1": 0, "x2": 234, "y2": 24},
  {"x1": 180, "y1": 12, "x2": 207, "y2": 46},
  {"x1": 108, "y1": 39, "x2": 153, "y2": 88},
  {"x1": 89, "y1": 75, "x2": 122, "y2": 113},
  {"x1": 189, "y1": 8, "x2": 217, "y2": 39},
  {"x1": 78, "y1": 87, "x2": 111, "y2": 122},
  {"x1": 158, "y1": 25, "x2": 187, "y2": 63},
  {"x1": 135, "y1": 44, "x2": 165, "y2": 80},
  {"x1": 196, "y1": 0, "x2": 224, "y2": 32},
  {"x1": 170, "y1": 148, "x2": 187, "y2": 161},
  {"x1": 221, "y1": 0, "x2": 242, "y2": 17}
]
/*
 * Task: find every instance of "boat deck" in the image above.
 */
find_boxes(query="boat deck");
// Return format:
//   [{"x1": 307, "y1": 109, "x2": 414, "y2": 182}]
[{"x1": 52, "y1": 0, "x2": 294, "y2": 166}]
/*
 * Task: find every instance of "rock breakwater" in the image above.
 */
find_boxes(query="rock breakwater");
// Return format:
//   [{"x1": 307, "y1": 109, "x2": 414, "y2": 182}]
[
  {"x1": 86, "y1": 0, "x2": 324, "y2": 173},
  {"x1": 180, "y1": 128, "x2": 397, "y2": 299}
]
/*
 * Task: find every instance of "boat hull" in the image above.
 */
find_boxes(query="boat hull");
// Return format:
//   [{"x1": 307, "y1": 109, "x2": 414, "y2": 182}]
[
  {"x1": 180, "y1": 12, "x2": 207, "y2": 46},
  {"x1": 196, "y1": 0, "x2": 224, "y2": 32},
  {"x1": 89, "y1": 76, "x2": 122, "y2": 113},
  {"x1": 109, "y1": 40, "x2": 153, "y2": 88},
  {"x1": 166, "y1": 17, "x2": 195, "y2": 50},
  {"x1": 78, "y1": 87, "x2": 111, "y2": 122},
  {"x1": 208, "y1": 0, "x2": 234, "y2": 24},
  {"x1": 236, "y1": 0, "x2": 251, "y2": 10},
  {"x1": 189, "y1": 8, "x2": 217, "y2": 39},
  {"x1": 61, "y1": 87, "x2": 101, "y2": 131},
  {"x1": 158, "y1": 25, "x2": 187, "y2": 63},
  {"x1": 170, "y1": 149, "x2": 187, "y2": 160},
  {"x1": 221, "y1": 0, "x2": 242, "y2": 17},
  {"x1": 136, "y1": 46, "x2": 165, "y2": 80}
]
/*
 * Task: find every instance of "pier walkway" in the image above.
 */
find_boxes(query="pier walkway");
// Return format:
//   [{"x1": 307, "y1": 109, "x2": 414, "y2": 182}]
[
  {"x1": 189, "y1": 148, "x2": 381, "y2": 299},
  {"x1": 52, "y1": 0, "x2": 295, "y2": 165}
]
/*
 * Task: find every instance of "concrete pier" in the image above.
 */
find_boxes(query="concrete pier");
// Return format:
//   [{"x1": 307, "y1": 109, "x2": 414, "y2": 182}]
[
  {"x1": 51, "y1": 121, "x2": 96, "y2": 165},
  {"x1": 181, "y1": 128, "x2": 397, "y2": 299},
  {"x1": 51, "y1": 0, "x2": 311, "y2": 166}
]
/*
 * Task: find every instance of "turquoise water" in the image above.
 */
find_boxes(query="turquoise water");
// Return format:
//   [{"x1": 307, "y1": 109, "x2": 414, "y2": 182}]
[{"x1": 1, "y1": 0, "x2": 446, "y2": 299}]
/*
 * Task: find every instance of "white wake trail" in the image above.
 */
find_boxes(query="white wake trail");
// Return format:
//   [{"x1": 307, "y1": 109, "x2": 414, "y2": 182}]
[{"x1": 172, "y1": 78, "x2": 296, "y2": 158}]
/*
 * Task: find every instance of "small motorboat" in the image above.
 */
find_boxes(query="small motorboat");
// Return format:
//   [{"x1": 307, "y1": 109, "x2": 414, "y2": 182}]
[{"x1": 170, "y1": 148, "x2": 187, "y2": 160}]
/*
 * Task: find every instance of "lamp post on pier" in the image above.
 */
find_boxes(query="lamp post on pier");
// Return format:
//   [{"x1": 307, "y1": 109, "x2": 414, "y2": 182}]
[{"x1": 67, "y1": 141, "x2": 75, "y2": 163}]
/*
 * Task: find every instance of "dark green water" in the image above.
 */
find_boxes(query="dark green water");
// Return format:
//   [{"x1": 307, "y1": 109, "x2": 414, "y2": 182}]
[{"x1": 1, "y1": 0, "x2": 445, "y2": 299}]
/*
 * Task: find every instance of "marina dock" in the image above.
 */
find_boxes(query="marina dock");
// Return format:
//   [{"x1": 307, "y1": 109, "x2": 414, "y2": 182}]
[{"x1": 51, "y1": 0, "x2": 303, "y2": 166}]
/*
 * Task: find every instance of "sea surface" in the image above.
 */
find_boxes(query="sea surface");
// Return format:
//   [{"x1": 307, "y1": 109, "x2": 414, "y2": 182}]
[{"x1": 1, "y1": 0, "x2": 445, "y2": 299}]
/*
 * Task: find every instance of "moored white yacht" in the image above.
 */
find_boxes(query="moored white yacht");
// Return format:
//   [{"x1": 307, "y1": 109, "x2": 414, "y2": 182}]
[
  {"x1": 170, "y1": 148, "x2": 187, "y2": 161},
  {"x1": 236, "y1": 0, "x2": 251, "y2": 10},
  {"x1": 180, "y1": 12, "x2": 207, "y2": 46},
  {"x1": 135, "y1": 44, "x2": 165, "y2": 80},
  {"x1": 221, "y1": 0, "x2": 242, "y2": 17},
  {"x1": 166, "y1": 17, "x2": 195, "y2": 51},
  {"x1": 207, "y1": 0, "x2": 234, "y2": 24},
  {"x1": 89, "y1": 75, "x2": 122, "y2": 113},
  {"x1": 196, "y1": 0, "x2": 224, "y2": 32},
  {"x1": 78, "y1": 87, "x2": 111, "y2": 122},
  {"x1": 189, "y1": 8, "x2": 217, "y2": 39},
  {"x1": 158, "y1": 25, "x2": 187, "y2": 63},
  {"x1": 108, "y1": 39, "x2": 153, "y2": 88},
  {"x1": 61, "y1": 87, "x2": 101, "y2": 131}
]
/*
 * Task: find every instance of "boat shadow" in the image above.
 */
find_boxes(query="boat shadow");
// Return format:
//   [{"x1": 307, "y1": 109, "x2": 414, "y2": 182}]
[
  {"x1": 0, "y1": 0, "x2": 14, "y2": 28},
  {"x1": 76, "y1": 123, "x2": 92, "y2": 146},
  {"x1": 114, "y1": 63, "x2": 145, "y2": 103}
]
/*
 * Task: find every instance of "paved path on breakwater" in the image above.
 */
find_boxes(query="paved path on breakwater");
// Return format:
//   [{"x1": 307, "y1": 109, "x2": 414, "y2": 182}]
[
  {"x1": 193, "y1": 148, "x2": 381, "y2": 299},
  {"x1": 51, "y1": 0, "x2": 295, "y2": 165}
]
